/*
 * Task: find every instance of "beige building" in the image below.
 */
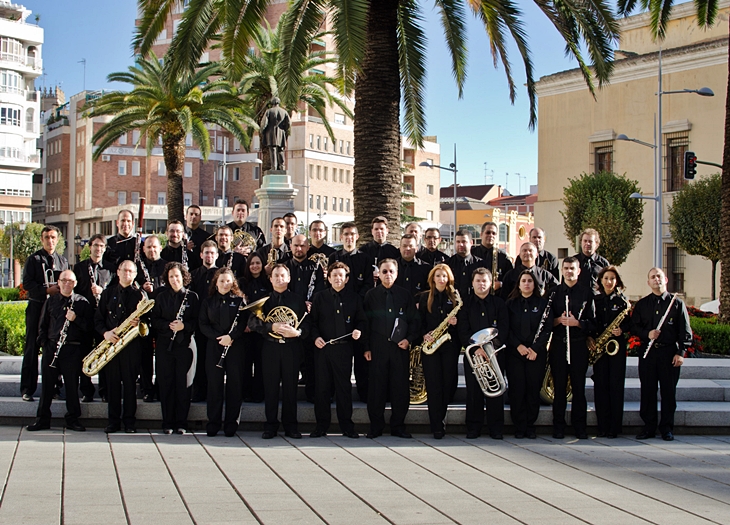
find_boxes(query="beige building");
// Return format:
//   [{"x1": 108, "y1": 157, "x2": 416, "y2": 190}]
[{"x1": 535, "y1": 1, "x2": 728, "y2": 304}]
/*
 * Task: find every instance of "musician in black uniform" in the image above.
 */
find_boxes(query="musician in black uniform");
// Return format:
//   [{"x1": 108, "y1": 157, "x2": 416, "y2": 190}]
[
  {"x1": 574, "y1": 228, "x2": 609, "y2": 292},
  {"x1": 74, "y1": 234, "x2": 113, "y2": 402},
  {"x1": 308, "y1": 220, "x2": 335, "y2": 257},
  {"x1": 216, "y1": 226, "x2": 247, "y2": 283},
  {"x1": 103, "y1": 209, "x2": 137, "y2": 273},
  {"x1": 395, "y1": 234, "x2": 430, "y2": 298},
  {"x1": 95, "y1": 260, "x2": 147, "y2": 433},
  {"x1": 501, "y1": 242, "x2": 559, "y2": 299},
  {"x1": 257, "y1": 217, "x2": 291, "y2": 275},
  {"x1": 283, "y1": 212, "x2": 298, "y2": 247},
  {"x1": 363, "y1": 258, "x2": 420, "y2": 438},
  {"x1": 242, "y1": 252, "x2": 271, "y2": 403},
  {"x1": 404, "y1": 222, "x2": 423, "y2": 249},
  {"x1": 150, "y1": 263, "x2": 200, "y2": 434},
  {"x1": 161, "y1": 221, "x2": 194, "y2": 271},
  {"x1": 550, "y1": 257, "x2": 596, "y2": 439},
  {"x1": 418, "y1": 264, "x2": 461, "y2": 439},
  {"x1": 310, "y1": 262, "x2": 367, "y2": 438},
  {"x1": 21, "y1": 225, "x2": 69, "y2": 401},
  {"x1": 457, "y1": 268, "x2": 509, "y2": 439},
  {"x1": 505, "y1": 270, "x2": 553, "y2": 439},
  {"x1": 417, "y1": 228, "x2": 448, "y2": 266},
  {"x1": 329, "y1": 222, "x2": 371, "y2": 402},
  {"x1": 447, "y1": 230, "x2": 486, "y2": 298},
  {"x1": 592, "y1": 266, "x2": 631, "y2": 438},
  {"x1": 227, "y1": 199, "x2": 266, "y2": 256},
  {"x1": 185, "y1": 204, "x2": 210, "y2": 270},
  {"x1": 199, "y1": 268, "x2": 248, "y2": 437},
  {"x1": 631, "y1": 267, "x2": 692, "y2": 442},
  {"x1": 249, "y1": 264, "x2": 310, "y2": 439},
  {"x1": 529, "y1": 227, "x2": 559, "y2": 280},
  {"x1": 27, "y1": 270, "x2": 93, "y2": 432},
  {"x1": 189, "y1": 240, "x2": 219, "y2": 402},
  {"x1": 359, "y1": 217, "x2": 399, "y2": 285},
  {"x1": 470, "y1": 221, "x2": 513, "y2": 292}
]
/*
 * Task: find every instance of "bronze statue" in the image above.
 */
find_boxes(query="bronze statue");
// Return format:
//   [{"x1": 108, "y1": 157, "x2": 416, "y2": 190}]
[{"x1": 260, "y1": 97, "x2": 291, "y2": 171}]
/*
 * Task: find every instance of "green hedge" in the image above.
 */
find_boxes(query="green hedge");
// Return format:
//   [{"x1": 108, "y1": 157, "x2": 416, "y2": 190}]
[
  {"x1": 0, "y1": 288, "x2": 20, "y2": 301},
  {"x1": 690, "y1": 317, "x2": 730, "y2": 356},
  {"x1": 0, "y1": 302, "x2": 26, "y2": 355}
]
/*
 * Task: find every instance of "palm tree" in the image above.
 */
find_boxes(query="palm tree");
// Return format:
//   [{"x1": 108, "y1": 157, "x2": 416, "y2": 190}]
[
  {"x1": 617, "y1": 0, "x2": 728, "y2": 320},
  {"x1": 136, "y1": 0, "x2": 618, "y2": 240},
  {"x1": 86, "y1": 53, "x2": 256, "y2": 223}
]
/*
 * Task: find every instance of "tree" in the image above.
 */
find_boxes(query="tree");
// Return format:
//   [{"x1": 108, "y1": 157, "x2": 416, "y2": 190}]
[
  {"x1": 668, "y1": 174, "x2": 721, "y2": 299},
  {"x1": 0, "y1": 223, "x2": 66, "y2": 267},
  {"x1": 616, "y1": 3, "x2": 730, "y2": 320},
  {"x1": 85, "y1": 53, "x2": 256, "y2": 223},
  {"x1": 135, "y1": 0, "x2": 619, "y2": 242},
  {"x1": 561, "y1": 171, "x2": 644, "y2": 265}
]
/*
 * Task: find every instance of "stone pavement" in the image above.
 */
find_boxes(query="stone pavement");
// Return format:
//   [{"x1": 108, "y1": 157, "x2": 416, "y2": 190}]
[{"x1": 0, "y1": 425, "x2": 728, "y2": 524}]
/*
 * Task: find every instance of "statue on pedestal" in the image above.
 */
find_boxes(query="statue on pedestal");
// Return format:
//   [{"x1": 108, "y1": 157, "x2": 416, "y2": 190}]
[{"x1": 260, "y1": 97, "x2": 291, "y2": 171}]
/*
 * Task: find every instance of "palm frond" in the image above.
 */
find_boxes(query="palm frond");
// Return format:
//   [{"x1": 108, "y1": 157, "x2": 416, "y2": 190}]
[
  {"x1": 434, "y1": 0, "x2": 468, "y2": 97},
  {"x1": 134, "y1": 0, "x2": 177, "y2": 57},
  {"x1": 397, "y1": 0, "x2": 428, "y2": 148},
  {"x1": 329, "y1": 0, "x2": 369, "y2": 94}
]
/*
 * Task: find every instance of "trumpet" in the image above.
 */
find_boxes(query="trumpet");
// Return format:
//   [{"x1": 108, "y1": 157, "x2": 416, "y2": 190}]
[{"x1": 42, "y1": 263, "x2": 56, "y2": 289}]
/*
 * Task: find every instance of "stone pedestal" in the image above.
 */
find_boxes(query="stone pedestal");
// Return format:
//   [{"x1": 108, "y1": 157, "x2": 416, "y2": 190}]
[{"x1": 254, "y1": 171, "x2": 298, "y2": 234}]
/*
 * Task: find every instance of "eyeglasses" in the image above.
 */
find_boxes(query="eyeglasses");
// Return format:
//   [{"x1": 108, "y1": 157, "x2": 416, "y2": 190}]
[
  {"x1": 58, "y1": 279, "x2": 76, "y2": 284},
  {"x1": 380, "y1": 269, "x2": 396, "y2": 274},
  {"x1": 425, "y1": 236, "x2": 439, "y2": 240},
  {"x1": 91, "y1": 243, "x2": 106, "y2": 248},
  {"x1": 484, "y1": 231, "x2": 497, "y2": 236}
]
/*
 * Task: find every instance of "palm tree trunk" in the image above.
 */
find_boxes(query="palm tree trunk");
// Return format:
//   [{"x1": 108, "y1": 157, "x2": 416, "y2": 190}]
[
  {"x1": 163, "y1": 134, "x2": 186, "y2": 224},
  {"x1": 353, "y1": 0, "x2": 402, "y2": 244},
  {"x1": 719, "y1": 17, "x2": 730, "y2": 322}
]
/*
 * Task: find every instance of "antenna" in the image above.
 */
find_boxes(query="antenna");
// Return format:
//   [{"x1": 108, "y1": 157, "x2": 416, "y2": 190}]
[{"x1": 78, "y1": 58, "x2": 86, "y2": 91}]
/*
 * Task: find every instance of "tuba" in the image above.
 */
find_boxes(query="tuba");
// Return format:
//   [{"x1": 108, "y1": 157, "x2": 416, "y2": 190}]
[
  {"x1": 264, "y1": 306, "x2": 308, "y2": 340},
  {"x1": 83, "y1": 297, "x2": 155, "y2": 376},
  {"x1": 464, "y1": 328, "x2": 507, "y2": 397}
]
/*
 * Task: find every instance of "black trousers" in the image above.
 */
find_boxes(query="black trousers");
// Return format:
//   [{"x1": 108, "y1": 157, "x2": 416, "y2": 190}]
[
  {"x1": 463, "y1": 352, "x2": 504, "y2": 435},
  {"x1": 367, "y1": 336, "x2": 409, "y2": 435},
  {"x1": 156, "y1": 344, "x2": 193, "y2": 430},
  {"x1": 105, "y1": 343, "x2": 141, "y2": 429},
  {"x1": 303, "y1": 342, "x2": 316, "y2": 402},
  {"x1": 549, "y1": 340, "x2": 589, "y2": 434},
  {"x1": 139, "y1": 337, "x2": 155, "y2": 398},
  {"x1": 36, "y1": 343, "x2": 81, "y2": 426},
  {"x1": 78, "y1": 334, "x2": 97, "y2": 399},
  {"x1": 262, "y1": 340, "x2": 302, "y2": 433},
  {"x1": 192, "y1": 330, "x2": 208, "y2": 402},
  {"x1": 314, "y1": 343, "x2": 354, "y2": 434},
  {"x1": 507, "y1": 349, "x2": 546, "y2": 434},
  {"x1": 592, "y1": 350, "x2": 627, "y2": 435},
  {"x1": 638, "y1": 345, "x2": 681, "y2": 435},
  {"x1": 353, "y1": 341, "x2": 369, "y2": 402},
  {"x1": 206, "y1": 340, "x2": 245, "y2": 435},
  {"x1": 242, "y1": 333, "x2": 264, "y2": 402},
  {"x1": 20, "y1": 300, "x2": 44, "y2": 396},
  {"x1": 422, "y1": 341, "x2": 459, "y2": 434}
]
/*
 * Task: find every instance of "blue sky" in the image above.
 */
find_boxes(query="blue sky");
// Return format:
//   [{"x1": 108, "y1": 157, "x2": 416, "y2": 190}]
[{"x1": 29, "y1": 0, "x2": 597, "y2": 193}]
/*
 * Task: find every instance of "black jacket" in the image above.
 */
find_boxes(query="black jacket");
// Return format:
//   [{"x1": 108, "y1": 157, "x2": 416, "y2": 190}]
[
  {"x1": 550, "y1": 283, "x2": 596, "y2": 343},
  {"x1": 38, "y1": 292, "x2": 93, "y2": 349},
  {"x1": 364, "y1": 284, "x2": 420, "y2": 345},
  {"x1": 630, "y1": 292, "x2": 692, "y2": 357},
  {"x1": 74, "y1": 258, "x2": 113, "y2": 307},
  {"x1": 457, "y1": 292, "x2": 509, "y2": 349},
  {"x1": 310, "y1": 287, "x2": 367, "y2": 343},
  {"x1": 22, "y1": 249, "x2": 69, "y2": 302},
  {"x1": 506, "y1": 294, "x2": 553, "y2": 354},
  {"x1": 417, "y1": 247, "x2": 448, "y2": 266},
  {"x1": 328, "y1": 248, "x2": 372, "y2": 298},
  {"x1": 395, "y1": 257, "x2": 431, "y2": 298},
  {"x1": 248, "y1": 289, "x2": 310, "y2": 344},
  {"x1": 150, "y1": 287, "x2": 200, "y2": 351},
  {"x1": 470, "y1": 245, "x2": 513, "y2": 283},
  {"x1": 198, "y1": 292, "x2": 248, "y2": 345},
  {"x1": 94, "y1": 283, "x2": 147, "y2": 336}
]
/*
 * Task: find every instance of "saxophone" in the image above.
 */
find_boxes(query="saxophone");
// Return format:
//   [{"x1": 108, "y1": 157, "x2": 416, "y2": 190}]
[
  {"x1": 587, "y1": 298, "x2": 631, "y2": 366},
  {"x1": 82, "y1": 297, "x2": 155, "y2": 376},
  {"x1": 491, "y1": 246, "x2": 498, "y2": 294},
  {"x1": 420, "y1": 291, "x2": 462, "y2": 355}
]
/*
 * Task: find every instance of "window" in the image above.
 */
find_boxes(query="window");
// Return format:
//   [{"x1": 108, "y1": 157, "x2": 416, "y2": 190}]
[
  {"x1": 323, "y1": 167, "x2": 328, "y2": 181},
  {"x1": 591, "y1": 141, "x2": 613, "y2": 173},
  {"x1": 346, "y1": 142, "x2": 351, "y2": 155},
  {"x1": 76, "y1": 162, "x2": 84, "y2": 178},
  {"x1": 316, "y1": 166, "x2": 321, "y2": 180},
  {"x1": 666, "y1": 134, "x2": 689, "y2": 192},
  {"x1": 499, "y1": 223, "x2": 509, "y2": 243},
  {"x1": 131, "y1": 192, "x2": 140, "y2": 204},
  {"x1": 0, "y1": 106, "x2": 21, "y2": 126},
  {"x1": 339, "y1": 198, "x2": 343, "y2": 212},
  {"x1": 335, "y1": 113, "x2": 345, "y2": 125},
  {"x1": 132, "y1": 130, "x2": 140, "y2": 144},
  {"x1": 233, "y1": 138, "x2": 240, "y2": 151},
  {"x1": 665, "y1": 245, "x2": 685, "y2": 293},
  {"x1": 339, "y1": 140, "x2": 343, "y2": 154},
  {"x1": 158, "y1": 161, "x2": 166, "y2": 176},
  {"x1": 316, "y1": 136, "x2": 321, "y2": 150},
  {"x1": 427, "y1": 184, "x2": 434, "y2": 195},
  {"x1": 184, "y1": 162, "x2": 192, "y2": 178},
  {"x1": 309, "y1": 194, "x2": 314, "y2": 209},
  {"x1": 323, "y1": 137, "x2": 328, "y2": 151},
  {"x1": 157, "y1": 192, "x2": 166, "y2": 205},
  {"x1": 118, "y1": 160, "x2": 127, "y2": 175},
  {"x1": 233, "y1": 167, "x2": 240, "y2": 181},
  {"x1": 117, "y1": 191, "x2": 126, "y2": 205},
  {"x1": 309, "y1": 134, "x2": 314, "y2": 148},
  {"x1": 346, "y1": 170, "x2": 351, "y2": 184},
  {"x1": 119, "y1": 133, "x2": 127, "y2": 145},
  {"x1": 131, "y1": 161, "x2": 140, "y2": 176},
  {"x1": 309, "y1": 164, "x2": 314, "y2": 179},
  {"x1": 253, "y1": 166, "x2": 260, "y2": 180},
  {"x1": 216, "y1": 136, "x2": 223, "y2": 151},
  {"x1": 316, "y1": 195, "x2": 321, "y2": 210},
  {"x1": 184, "y1": 192, "x2": 192, "y2": 206},
  {"x1": 427, "y1": 210, "x2": 433, "y2": 221},
  {"x1": 339, "y1": 169, "x2": 344, "y2": 183},
  {"x1": 185, "y1": 133, "x2": 193, "y2": 146},
  {"x1": 323, "y1": 196, "x2": 328, "y2": 211},
  {"x1": 0, "y1": 70, "x2": 21, "y2": 94}
]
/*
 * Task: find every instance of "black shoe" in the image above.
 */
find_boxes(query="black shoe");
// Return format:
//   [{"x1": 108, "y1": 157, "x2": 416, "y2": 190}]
[
  {"x1": 466, "y1": 431, "x2": 480, "y2": 439},
  {"x1": 526, "y1": 431, "x2": 537, "y2": 439},
  {"x1": 662, "y1": 432, "x2": 675, "y2": 441},
  {"x1": 636, "y1": 431, "x2": 655, "y2": 440},
  {"x1": 81, "y1": 395, "x2": 94, "y2": 403},
  {"x1": 224, "y1": 429, "x2": 237, "y2": 437},
  {"x1": 285, "y1": 431, "x2": 302, "y2": 439},
  {"x1": 342, "y1": 431, "x2": 360, "y2": 439},
  {"x1": 576, "y1": 432, "x2": 588, "y2": 440},
  {"x1": 125, "y1": 427, "x2": 137, "y2": 434},
  {"x1": 163, "y1": 428, "x2": 174, "y2": 435},
  {"x1": 143, "y1": 394, "x2": 154, "y2": 403},
  {"x1": 552, "y1": 432, "x2": 565, "y2": 439},
  {"x1": 515, "y1": 432, "x2": 525, "y2": 439},
  {"x1": 176, "y1": 428, "x2": 187, "y2": 435},
  {"x1": 597, "y1": 431, "x2": 607, "y2": 438},
  {"x1": 105, "y1": 425, "x2": 120, "y2": 434},
  {"x1": 67, "y1": 422, "x2": 86, "y2": 432},
  {"x1": 22, "y1": 393, "x2": 34, "y2": 402},
  {"x1": 262, "y1": 431, "x2": 276, "y2": 439},
  {"x1": 101, "y1": 396, "x2": 108, "y2": 403},
  {"x1": 26, "y1": 421, "x2": 50, "y2": 431},
  {"x1": 391, "y1": 431, "x2": 412, "y2": 439},
  {"x1": 434, "y1": 431, "x2": 445, "y2": 440},
  {"x1": 607, "y1": 433, "x2": 617, "y2": 439},
  {"x1": 366, "y1": 431, "x2": 382, "y2": 439},
  {"x1": 310, "y1": 430, "x2": 327, "y2": 438},
  {"x1": 490, "y1": 433, "x2": 504, "y2": 440}
]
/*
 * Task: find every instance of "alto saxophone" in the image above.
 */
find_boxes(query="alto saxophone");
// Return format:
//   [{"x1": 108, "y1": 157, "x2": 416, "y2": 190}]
[
  {"x1": 420, "y1": 291, "x2": 462, "y2": 355},
  {"x1": 587, "y1": 298, "x2": 631, "y2": 365}
]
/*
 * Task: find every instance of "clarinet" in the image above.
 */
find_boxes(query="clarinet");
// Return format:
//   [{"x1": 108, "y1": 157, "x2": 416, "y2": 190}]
[
  {"x1": 88, "y1": 262, "x2": 100, "y2": 306},
  {"x1": 533, "y1": 291, "x2": 555, "y2": 346},
  {"x1": 166, "y1": 289, "x2": 190, "y2": 353},
  {"x1": 181, "y1": 235, "x2": 189, "y2": 271},
  {"x1": 565, "y1": 295, "x2": 571, "y2": 365},
  {"x1": 50, "y1": 296, "x2": 74, "y2": 369},
  {"x1": 226, "y1": 251, "x2": 234, "y2": 269},
  {"x1": 216, "y1": 297, "x2": 245, "y2": 368}
]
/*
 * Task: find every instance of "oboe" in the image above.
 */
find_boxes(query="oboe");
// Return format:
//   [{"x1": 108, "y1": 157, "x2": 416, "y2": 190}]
[
  {"x1": 50, "y1": 296, "x2": 74, "y2": 369},
  {"x1": 216, "y1": 297, "x2": 245, "y2": 368},
  {"x1": 166, "y1": 289, "x2": 190, "y2": 353}
]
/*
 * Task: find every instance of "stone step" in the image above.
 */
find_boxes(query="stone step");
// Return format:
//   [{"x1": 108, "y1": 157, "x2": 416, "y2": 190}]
[{"x1": 1, "y1": 397, "x2": 728, "y2": 432}]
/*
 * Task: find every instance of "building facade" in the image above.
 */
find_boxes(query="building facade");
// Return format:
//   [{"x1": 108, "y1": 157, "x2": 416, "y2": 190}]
[{"x1": 535, "y1": 1, "x2": 728, "y2": 304}]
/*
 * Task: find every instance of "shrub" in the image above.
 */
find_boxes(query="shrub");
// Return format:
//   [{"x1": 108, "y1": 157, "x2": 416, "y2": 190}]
[
  {"x1": 689, "y1": 317, "x2": 730, "y2": 356},
  {"x1": 0, "y1": 288, "x2": 20, "y2": 301},
  {"x1": 0, "y1": 302, "x2": 27, "y2": 355}
]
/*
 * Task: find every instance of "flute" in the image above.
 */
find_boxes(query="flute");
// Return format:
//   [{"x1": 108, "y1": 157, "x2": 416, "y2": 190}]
[{"x1": 643, "y1": 293, "x2": 678, "y2": 359}]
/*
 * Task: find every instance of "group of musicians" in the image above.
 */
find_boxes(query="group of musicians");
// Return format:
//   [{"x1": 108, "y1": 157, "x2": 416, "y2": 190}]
[{"x1": 20, "y1": 207, "x2": 693, "y2": 442}]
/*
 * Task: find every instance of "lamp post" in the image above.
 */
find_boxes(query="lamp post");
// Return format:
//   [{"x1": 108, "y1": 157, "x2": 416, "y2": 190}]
[
  {"x1": 218, "y1": 139, "x2": 263, "y2": 225},
  {"x1": 617, "y1": 48, "x2": 713, "y2": 269},
  {"x1": 420, "y1": 144, "x2": 457, "y2": 246}
]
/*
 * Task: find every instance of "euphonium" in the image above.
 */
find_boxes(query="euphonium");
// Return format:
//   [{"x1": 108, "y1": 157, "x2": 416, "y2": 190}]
[
  {"x1": 587, "y1": 298, "x2": 631, "y2": 366},
  {"x1": 420, "y1": 290, "x2": 462, "y2": 355},
  {"x1": 83, "y1": 297, "x2": 155, "y2": 376},
  {"x1": 464, "y1": 328, "x2": 507, "y2": 397}
]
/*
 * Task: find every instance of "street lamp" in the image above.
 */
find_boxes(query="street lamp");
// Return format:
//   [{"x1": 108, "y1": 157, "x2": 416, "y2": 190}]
[
  {"x1": 617, "y1": 48, "x2": 714, "y2": 269},
  {"x1": 420, "y1": 144, "x2": 457, "y2": 245},
  {"x1": 218, "y1": 139, "x2": 263, "y2": 225}
]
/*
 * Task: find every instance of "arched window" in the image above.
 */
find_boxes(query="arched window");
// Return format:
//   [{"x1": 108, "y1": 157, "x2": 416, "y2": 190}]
[{"x1": 499, "y1": 223, "x2": 509, "y2": 243}]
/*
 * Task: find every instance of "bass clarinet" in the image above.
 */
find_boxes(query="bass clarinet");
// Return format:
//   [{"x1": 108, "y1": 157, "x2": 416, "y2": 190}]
[{"x1": 50, "y1": 296, "x2": 74, "y2": 369}]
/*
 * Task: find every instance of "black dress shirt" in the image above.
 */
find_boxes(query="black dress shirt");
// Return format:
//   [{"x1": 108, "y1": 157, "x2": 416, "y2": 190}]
[
  {"x1": 470, "y1": 245, "x2": 513, "y2": 283},
  {"x1": 536, "y1": 250, "x2": 560, "y2": 280},
  {"x1": 501, "y1": 265, "x2": 559, "y2": 299},
  {"x1": 248, "y1": 289, "x2": 310, "y2": 344},
  {"x1": 286, "y1": 257, "x2": 325, "y2": 301},
  {"x1": 630, "y1": 291, "x2": 692, "y2": 356},
  {"x1": 311, "y1": 287, "x2": 367, "y2": 343},
  {"x1": 550, "y1": 283, "x2": 596, "y2": 343},
  {"x1": 574, "y1": 252, "x2": 610, "y2": 292},
  {"x1": 447, "y1": 253, "x2": 487, "y2": 298},
  {"x1": 190, "y1": 265, "x2": 219, "y2": 301},
  {"x1": 94, "y1": 283, "x2": 146, "y2": 335},
  {"x1": 185, "y1": 225, "x2": 212, "y2": 269},
  {"x1": 38, "y1": 293, "x2": 93, "y2": 348},
  {"x1": 364, "y1": 285, "x2": 420, "y2": 344},
  {"x1": 74, "y1": 258, "x2": 113, "y2": 307},
  {"x1": 199, "y1": 292, "x2": 248, "y2": 343},
  {"x1": 395, "y1": 257, "x2": 431, "y2": 298},
  {"x1": 226, "y1": 220, "x2": 266, "y2": 250},
  {"x1": 417, "y1": 247, "x2": 448, "y2": 266},
  {"x1": 103, "y1": 233, "x2": 137, "y2": 272},
  {"x1": 243, "y1": 274, "x2": 272, "y2": 303},
  {"x1": 506, "y1": 294, "x2": 552, "y2": 353},
  {"x1": 160, "y1": 244, "x2": 195, "y2": 271},
  {"x1": 308, "y1": 244, "x2": 336, "y2": 257},
  {"x1": 359, "y1": 241, "x2": 399, "y2": 266},
  {"x1": 417, "y1": 290, "x2": 459, "y2": 342},
  {"x1": 150, "y1": 287, "x2": 200, "y2": 351},
  {"x1": 457, "y1": 293, "x2": 509, "y2": 349},
  {"x1": 329, "y1": 248, "x2": 371, "y2": 298}
]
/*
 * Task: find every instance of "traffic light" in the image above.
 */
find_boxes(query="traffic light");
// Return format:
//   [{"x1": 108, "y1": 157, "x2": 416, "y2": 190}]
[{"x1": 684, "y1": 151, "x2": 697, "y2": 179}]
